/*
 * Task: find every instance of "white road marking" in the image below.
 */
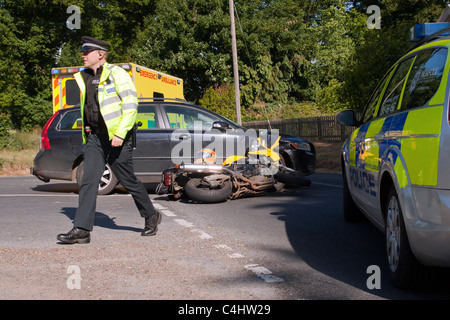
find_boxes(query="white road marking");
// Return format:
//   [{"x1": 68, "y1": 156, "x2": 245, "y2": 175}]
[
  {"x1": 191, "y1": 228, "x2": 213, "y2": 239},
  {"x1": 214, "y1": 244, "x2": 233, "y2": 251},
  {"x1": 313, "y1": 182, "x2": 342, "y2": 188},
  {"x1": 158, "y1": 203, "x2": 284, "y2": 284},
  {"x1": 174, "y1": 218, "x2": 194, "y2": 228},
  {"x1": 161, "y1": 209, "x2": 177, "y2": 217},
  {"x1": 245, "y1": 264, "x2": 284, "y2": 283}
]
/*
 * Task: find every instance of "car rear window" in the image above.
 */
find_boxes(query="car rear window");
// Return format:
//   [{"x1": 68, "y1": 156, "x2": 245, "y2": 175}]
[
  {"x1": 59, "y1": 109, "x2": 82, "y2": 130},
  {"x1": 400, "y1": 47, "x2": 448, "y2": 111}
]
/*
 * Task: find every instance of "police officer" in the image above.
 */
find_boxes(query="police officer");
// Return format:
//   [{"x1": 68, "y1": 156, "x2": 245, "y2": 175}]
[{"x1": 57, "y1": 36, "x2": 161, "y2": 244}]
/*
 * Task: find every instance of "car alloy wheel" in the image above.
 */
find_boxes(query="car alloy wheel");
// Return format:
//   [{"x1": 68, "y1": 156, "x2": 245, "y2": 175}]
[
  {"x1": 76, "y1": 161, "x2": 118, "y2": 195},
  {"x1": 386, "y1": 193, "x2": 401, "y2": 273},
  {"x1": 384, "y1": 185, "x2": 428, "y2": 288}
]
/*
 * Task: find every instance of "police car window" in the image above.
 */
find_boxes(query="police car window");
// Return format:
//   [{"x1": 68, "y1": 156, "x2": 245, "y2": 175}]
[
  {"x1": 163, "y1": 105, "x2": 218, "y2": 130},
  {"x1": 400, "y1": 47, "x2": 447, "y2": 111},
  {"x1": 363, "y1": 74, "x2": 390, "y2": 123},
  {"x1": 59, "y1": 109, "x2": 82, "y2": 130},
  {"x1": 378, "y1": 56, "x2": 415, "y2": 117},
  {"x1": 136, "y1": 105, "x2": 159, "y2": 129}
]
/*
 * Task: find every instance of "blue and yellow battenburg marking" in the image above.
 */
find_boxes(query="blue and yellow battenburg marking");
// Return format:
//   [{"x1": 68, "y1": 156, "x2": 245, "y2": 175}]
[{"x1": 344, "y1": 105, "x2": 442, "y2": 193}]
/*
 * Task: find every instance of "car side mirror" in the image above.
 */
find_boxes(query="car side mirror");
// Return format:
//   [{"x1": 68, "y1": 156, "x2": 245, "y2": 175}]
[
  {"x1": 212, "y1": 121, "x2": 230, "y2": 132},
  {"x1": 336, "y1": 110, "x2": 358, "y2": 127}
]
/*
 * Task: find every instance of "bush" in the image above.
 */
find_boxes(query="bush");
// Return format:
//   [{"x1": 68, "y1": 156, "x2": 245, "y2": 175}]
[
  {"x1": 315, "y1": 79, "x2": 350, "y2": 113},
  {"x1": 0, "y1": 113, "x2": 12, "y2": 150},
  {"x1": 15, "y1": 95, "x2": 52, "y2": 130},
  {"x1": 6, "y1": 128, "x2": 41, "y2": 151},
  {"x1": 199, "y1": 84, "x2": 237, "y2": 122}
]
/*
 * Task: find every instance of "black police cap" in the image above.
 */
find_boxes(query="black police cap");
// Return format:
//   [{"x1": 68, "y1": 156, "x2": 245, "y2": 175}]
[{"x1": 80, "y1": 36, "x2": 111, "y2": 52}]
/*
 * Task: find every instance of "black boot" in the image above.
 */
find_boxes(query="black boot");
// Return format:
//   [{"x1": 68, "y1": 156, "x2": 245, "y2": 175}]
[
  {"x1": 141, "y1": 209, "x2": 162, "y2": 236},
  {"x1": 57, "y1": 227, "x2": 91, "y2": 244}
]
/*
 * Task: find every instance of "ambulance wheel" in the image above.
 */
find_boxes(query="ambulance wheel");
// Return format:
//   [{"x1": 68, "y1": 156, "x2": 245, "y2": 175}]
[
  {"x1": 185, "y1": 178, "x2": 232, "y2": 203},
  {"x1": 76, "y1": 161, "x2": 118, "y2": 195},
  {"x1": 384, "y1": 185, "x2": 428, "y2": 289}
]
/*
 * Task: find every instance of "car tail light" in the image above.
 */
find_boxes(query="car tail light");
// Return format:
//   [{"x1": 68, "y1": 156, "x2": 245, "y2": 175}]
[
  {"x1": 163, "y1": 171, "x2": 172, "y2": 186},
  {"x1": 40, "y1": 111, "x2": 59, "y2": 150}
]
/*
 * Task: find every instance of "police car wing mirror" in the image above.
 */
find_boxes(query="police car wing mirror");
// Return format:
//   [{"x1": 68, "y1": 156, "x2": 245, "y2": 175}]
[
  {"x1": 336, "y1": 110, "x2": 357, "y2": 127},
  {"x1": 212, "y1": 121, "x2": 230, "y2": 132},
  {"x1": 136, "y1": 121, "x2": 143, "y2": 128}
]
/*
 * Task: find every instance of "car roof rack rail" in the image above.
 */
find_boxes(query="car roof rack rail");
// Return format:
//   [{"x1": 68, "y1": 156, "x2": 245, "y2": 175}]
[{"x1": 406, "y1": 25, "x2": 450, "y2": 54}]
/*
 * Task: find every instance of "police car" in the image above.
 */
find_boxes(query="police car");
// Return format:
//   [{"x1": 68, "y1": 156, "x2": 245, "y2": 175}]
[{"x1": 337, "y1": 22, "x2": 450, "y2": 288}]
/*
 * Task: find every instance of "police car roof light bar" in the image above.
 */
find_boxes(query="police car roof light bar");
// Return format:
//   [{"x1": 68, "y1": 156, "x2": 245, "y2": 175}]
[{"x1": 407, "y1": 23, "x2": 450, "y2": 53}]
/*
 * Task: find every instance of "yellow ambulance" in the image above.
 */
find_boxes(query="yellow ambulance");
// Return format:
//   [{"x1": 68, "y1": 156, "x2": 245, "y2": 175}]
[{"x1": 51, "y1": 63, "x2": 185, "y2": 114}]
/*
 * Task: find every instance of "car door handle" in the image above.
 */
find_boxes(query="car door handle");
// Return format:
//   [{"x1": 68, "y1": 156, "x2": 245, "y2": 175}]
[
  {"x1": 374, "y1": 134, "x2": 385, "y2": 142},
  {"x1": 175, "y1": 134, "x2": 190, "y2": 140}
]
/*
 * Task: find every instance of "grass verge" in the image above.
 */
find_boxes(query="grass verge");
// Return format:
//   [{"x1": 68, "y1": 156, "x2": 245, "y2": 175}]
[{"x1": 0, "y1": 129, "x2": 40, "y2": 177}]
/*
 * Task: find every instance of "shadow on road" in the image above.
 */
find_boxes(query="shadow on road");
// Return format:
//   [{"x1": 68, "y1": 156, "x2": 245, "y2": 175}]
[
  {"x1": 58, "y1": 207, "x2": 142, "y2": 239},
  {"x1": 256, "y1": 173, "x2": 450, "y2": 299},
  {"x1": 31, "y1": 182, "x2": 158, "y2": 195}
]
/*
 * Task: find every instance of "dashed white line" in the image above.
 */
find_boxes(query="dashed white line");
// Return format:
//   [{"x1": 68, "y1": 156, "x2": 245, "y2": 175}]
[
  {"x1": 214, "y1": 244, "x2": 233, "y2": 251},
  {"x1": 157, "y1": 203, "x2": 284, "y2": 283},
  {"x1": 191, "y1": 228, "x2": 213, "y2": 239},
  {"x1": 245, "y1": 264, "x2": 284, "y2": 283},
  {"x1": 161, "y1": 209, "x2": 177, "y2": 217},
  {"x1": 174, "y1": 218, "x2": 194, "y2": 228}
]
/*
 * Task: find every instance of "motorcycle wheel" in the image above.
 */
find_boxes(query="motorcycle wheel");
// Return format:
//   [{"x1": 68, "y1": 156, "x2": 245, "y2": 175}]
[
  {"x1": 274, "y1": 171, "x2": 311, "y2": 188},
  {"x1": 185, "y1": 178, "x2": 233, "y2": 203}
]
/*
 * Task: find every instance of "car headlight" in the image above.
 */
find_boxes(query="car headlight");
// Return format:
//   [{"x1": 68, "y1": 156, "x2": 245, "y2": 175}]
[{"x1": 290, "y1": 142, "x2": 311, "y2": 152}]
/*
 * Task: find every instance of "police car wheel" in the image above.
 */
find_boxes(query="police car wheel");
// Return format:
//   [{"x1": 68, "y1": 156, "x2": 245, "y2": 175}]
[
  {"x1": 384, "y1": 186, "x2": 427, "y2": 289},
  {"x1": 76, "y1": 161, "x2": 118, "y2": 195}
]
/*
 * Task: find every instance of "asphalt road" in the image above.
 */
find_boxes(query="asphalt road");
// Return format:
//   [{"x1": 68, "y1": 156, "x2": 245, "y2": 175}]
[{"x1": 1, "y1": 173, "x2": 450, "y2": 302}]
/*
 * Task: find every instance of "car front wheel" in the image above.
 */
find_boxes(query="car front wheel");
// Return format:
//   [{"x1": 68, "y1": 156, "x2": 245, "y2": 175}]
[
  {"x1": 384, "y1": 185, "x2": 427, "y2": 288},
  {"x1": 76, "y1": 161, "x2": 118, "y2": 195}
]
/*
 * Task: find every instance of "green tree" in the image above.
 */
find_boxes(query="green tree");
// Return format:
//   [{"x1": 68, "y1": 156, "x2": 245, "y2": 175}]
[
  {"x1": 130, "y1": 0, "x2": 233, "y2": 103},
  {"x1": 0, "y1": 0, "x2": 69, "y2": 130},
  {"x1": 199, "y1": 83, "x2": 236, "y2": 121},
  {"x1": 342, "y1": 0, "x2": 448, "y2": 112},
  {"x1": 0, "y1": 0, "x2": 157, "y2": 134}
]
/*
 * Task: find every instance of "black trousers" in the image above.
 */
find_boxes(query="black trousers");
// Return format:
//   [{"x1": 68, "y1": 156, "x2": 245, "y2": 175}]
[{"x1": 73, "y1": 133, "x2": 155, "y2": 231}]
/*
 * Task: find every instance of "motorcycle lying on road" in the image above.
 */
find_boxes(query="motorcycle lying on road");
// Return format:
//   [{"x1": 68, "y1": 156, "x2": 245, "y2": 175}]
[{"x1": 156, "y1": 140, "x2": 311, "y2": 203}]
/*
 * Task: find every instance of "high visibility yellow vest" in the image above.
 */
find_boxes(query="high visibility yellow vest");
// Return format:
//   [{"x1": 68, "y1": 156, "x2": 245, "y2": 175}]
[{"x1": 74, "y1": 62, "x2": 138, "y2": 143}]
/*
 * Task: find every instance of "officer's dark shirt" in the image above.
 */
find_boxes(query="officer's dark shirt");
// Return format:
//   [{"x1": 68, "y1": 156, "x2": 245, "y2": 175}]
[{"x1": 81, "y1": 65, "x2": 107, "y2": 135}]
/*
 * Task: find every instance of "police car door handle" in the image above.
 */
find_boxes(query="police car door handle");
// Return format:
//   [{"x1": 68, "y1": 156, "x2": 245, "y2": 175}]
[{"x1": 374, "y1": 134, "x2": 385, "y2": 142}]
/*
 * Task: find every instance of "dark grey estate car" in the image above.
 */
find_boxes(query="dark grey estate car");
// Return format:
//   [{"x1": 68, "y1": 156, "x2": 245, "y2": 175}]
[{"x1": 31, "y1": 100, "x2": 315, "y2": 194}]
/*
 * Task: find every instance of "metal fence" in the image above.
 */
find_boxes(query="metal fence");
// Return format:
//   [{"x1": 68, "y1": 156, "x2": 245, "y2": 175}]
[{"x1": 243, "y1": 116, "x2": 357, "y2": 142}]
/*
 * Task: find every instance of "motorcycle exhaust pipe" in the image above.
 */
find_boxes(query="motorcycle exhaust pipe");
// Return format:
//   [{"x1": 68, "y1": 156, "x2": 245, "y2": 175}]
[{"x1": 178, "y1": 164, "x2": 224, "y2": 173}]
